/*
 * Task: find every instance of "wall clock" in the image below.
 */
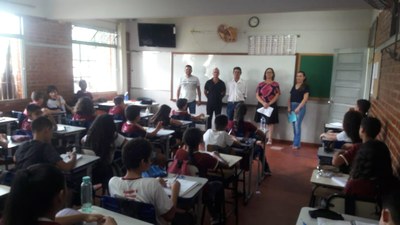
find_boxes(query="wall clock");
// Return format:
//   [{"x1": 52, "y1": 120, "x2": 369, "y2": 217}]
[{"x1": 248, "y1": 16, "x2": 259, "y2": 28}]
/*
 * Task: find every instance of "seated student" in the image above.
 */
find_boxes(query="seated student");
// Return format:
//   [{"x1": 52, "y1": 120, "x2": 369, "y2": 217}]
[
  {"x1": 203, "y1": 114, "x2": 240, "y2": 152},
  {"x1": 150, "y1": 104, "x2": 182, "y2": 128},
  {"x1": 108, "y1": 95, "x2": 126, "y2": 121},
  {"x1": 72, "y1": 97, "x2": 96, "y2": 126},
  {"x1": 380, "y1": 190, "x2": 400, "y2": 225},
  {"x1": 121, "y1": 105, "x2": 162, "y2": 138},
  {"x1": 14, "y1": 116, "x2": 76, "y2": 171},
  {"x1": 227, "y1": 103, "x2": 272, "y2": 175},
  {"x1": 109, "y1": 138, "x2": 194, "y2": 225},
  {"x1": 23, "y1": 91, "x2": 50, "y2": 115},
  {"x1": 47, "y1": 85, "x2": 73, "y2": 113},
  {"x1": 171, "y1": 98, "x2": 204, "y2": 122},
  {"x1": 2, "y1": 164, "x2": 116, "y2": 225},
  {"x1": 0, "y1": 133, "x2": 7, "y2": 148},
  {"x1": 345, "y1": 140, "x2": 397, "y2": 199},
  {"x1": 332, "y1": 116, "x2": 381, "y2": 169},
  {"x1": 74, "y1": 79, "x2": 93, "y2": 103},
  {"x1": 175, "y1": 128, "x2": 226, "y2": 224},
  {"x1": 321, "y1": 99, "x2": 370, "y2": 142},
  {"x1": 83, "y1": 114, "x2": 127, "y2": 187},
  {"x1": 19, "y1": 104, "x2": 44, "y2": 138}
]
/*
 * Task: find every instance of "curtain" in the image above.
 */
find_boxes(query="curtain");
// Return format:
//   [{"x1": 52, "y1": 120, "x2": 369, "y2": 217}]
[{"x1": 1, "y1": 43, "x2": 16, "y2": 100}]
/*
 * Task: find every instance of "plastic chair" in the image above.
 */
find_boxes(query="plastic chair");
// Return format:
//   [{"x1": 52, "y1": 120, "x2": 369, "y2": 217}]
[
  {"x1": 325, "y1": 193, "x2": 380, "y2": 220},
  {"x1": 101, "y1": 195, "x2": 156, "y2": 224}
]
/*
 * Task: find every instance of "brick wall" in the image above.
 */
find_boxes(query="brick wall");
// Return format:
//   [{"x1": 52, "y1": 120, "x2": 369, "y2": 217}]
[
  {"x1": 370, "y1": 9, "x2": 400, "y2": 176},
  {"x1": 2, "y1": 16, "x2": 73, "y2": 113}
]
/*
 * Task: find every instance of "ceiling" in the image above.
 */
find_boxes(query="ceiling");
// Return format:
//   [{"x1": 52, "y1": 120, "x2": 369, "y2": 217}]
[{"x1": 42, "y1": 0, "x2": 373, "y2": 20}]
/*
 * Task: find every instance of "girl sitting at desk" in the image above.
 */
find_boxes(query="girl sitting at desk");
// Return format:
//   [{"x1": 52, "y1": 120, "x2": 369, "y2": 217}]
[
  {"x1": 227, "y1": 103, "x2": 271, "y2": 175},
  {"x1": 2, "y1": 164, "x2": 116, "y2": 225},
  {"x1": 71, "y1": 97, "x2": 96, "y2": 128}
]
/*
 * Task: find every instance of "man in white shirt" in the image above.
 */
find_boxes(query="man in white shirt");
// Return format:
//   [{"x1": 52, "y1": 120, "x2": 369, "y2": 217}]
[
  {"x1": 226, "y1": 66, "x2": 247, "y2": 120},
  {"x1": 176, "y1": 65, "x2": 201, "y2": 114}
]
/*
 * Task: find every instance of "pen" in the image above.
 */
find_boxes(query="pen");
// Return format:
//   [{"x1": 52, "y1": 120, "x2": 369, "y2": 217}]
[{"x1": 173, "y1": 173, "x2": 180, "y2": 182}]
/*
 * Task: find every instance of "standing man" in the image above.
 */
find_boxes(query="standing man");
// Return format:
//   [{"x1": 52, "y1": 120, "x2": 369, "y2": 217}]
[
  {"x1": 204, "y1": 67, "x2": 226, "y2": 129},
  {"x1": 226, "y1": 66, "x2": 247, "y2": 120},
  {"x1": 177, "y1": 65, "x2": 201, "y2": 114}
]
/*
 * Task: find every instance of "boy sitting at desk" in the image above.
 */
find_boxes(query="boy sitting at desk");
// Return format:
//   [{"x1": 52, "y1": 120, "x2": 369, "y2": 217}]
[
  {"x1": 23, "y1": 91, "x2": 51, "y2": 115},
  {"x1": 203, "y1": 114, "x2": 240, "y2": 153},
  {"x1": 171, "y1": 98, "x2": 204, "y2": 122},
  {"x1": 380, "y1": 190, "x2": 400, "y2": 225},
  {"x1": 121, "y1": 105, "x2": 162, "y2": 138},
  {"x1": 47, "y1": 85, "x2": 73, "y2": 113},
  {"x1": 14, "y1": 116, "x2": 76, "y2": 171},
  {"x1": 332, "y1": 116, "x2": 381, "y2": 170},
  {"x1": 20, "y1": 104, "x2": 43, "y2": 138},
  {"x1": 108, "y1": 95, "x2": 126, "y2": 121},
  {"x1": 109, "y1": 138, "x2": 194, "y2": 225}
]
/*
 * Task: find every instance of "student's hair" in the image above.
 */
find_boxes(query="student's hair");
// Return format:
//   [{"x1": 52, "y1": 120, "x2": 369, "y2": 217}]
[
  {"x1": 360, "y1": 116, "x2": 381, "y2": 139},
  {"x1": 382, "y1": 190, "x2": 400, "y2": 225},
  {"x1": 32, "y1": 116, "x2": 53, "y2": 133},
  {"x1": 26, "y1": 104, "x2": 42, "y2": 116},
  {"x1": 122, "y1": 138, "x2": 152, "y2": 170},
  {"x1": 215, "y1": 114, "x2": 228, "y2": 131},
  {"x1": 234, "y1": 103, "x2": 247, "y2": 134},
  {"x1": 84, "y1": 114, "x2": 116, "y2": 161},
  {"x1": 3, "y1": 164, "x2": 65, "y2": 225},
  {"x1": 113, "y1": 95, "x2": 124, "y2": 105},
  {"x1": 183, "y1": 127, "x2": 203, "y2": 162},
  {"x1": 357, "y1": 99, "x2": 371, "y2": 116},
  {"x1": 185, "y1": 65, "x2": 192, "y2": 70},
  {"x1": 342, "y1": 110, "x2": 362, "y2": 143},
  {"x1": 150, "y1": 104, "x2": 171, "y2": 126},
  {"x1": 47, "y1": 85, "x2": 58, "y2": 94},
  {"x1": 74, "y1": 97, "x2": 95, "y2": 116},
  {"x1": 296, "y1": 71, "x2": 308, "y2": 91},
  {"x1": 125, "y1": 105, "x2": 141, "y2": 121},
  {"x1": 263, "y1": 67, "x2": 275, "y2": 81},
  {"x1": 176, "y1": 98, "x2": 188, "y2": 110},
  {"x1": 31, "y1": 91, "x2": 44, "y2": 102},
  {"x1": 233, "y1": 66, "x2": 242, "y2": 73},
  {"x1": 350, "y1": 140, "x2": 393, "y2": 182},
  {"x1": 79, "y1": 80, "x2": 87, "y2": 89}
]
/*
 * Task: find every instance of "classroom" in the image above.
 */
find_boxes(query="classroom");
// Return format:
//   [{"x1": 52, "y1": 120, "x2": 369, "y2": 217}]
[{"x1": 0, "y1": 0, "x2": 400, "y2": 225}]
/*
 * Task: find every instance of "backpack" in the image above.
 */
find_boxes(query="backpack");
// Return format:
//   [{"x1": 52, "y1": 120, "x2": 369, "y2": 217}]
[{"x1": 167, "y1": 159, "x2": 191, "y2": 176}]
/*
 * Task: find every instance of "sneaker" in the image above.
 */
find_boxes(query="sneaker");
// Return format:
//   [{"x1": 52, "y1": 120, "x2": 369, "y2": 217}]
[{"x1": 266, "y1": 140, "x2": 272, "y2": 145}]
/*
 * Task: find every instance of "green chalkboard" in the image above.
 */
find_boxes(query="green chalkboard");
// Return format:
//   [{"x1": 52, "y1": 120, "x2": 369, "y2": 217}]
[{"x1": 297, "y1": 54, "x2": 333, "y2": 99}]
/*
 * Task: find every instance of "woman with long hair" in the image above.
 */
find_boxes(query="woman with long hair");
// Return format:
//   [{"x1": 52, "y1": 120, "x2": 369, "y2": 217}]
[
  {"x1": 2, "y1": 164, "x2": 116, "y2": 225},
  {"x1": 254, "y1": 68, "x2": 280, "y2": 145},
  {"x1": 287, "y1": 71, "x2": 310, "y2": 149}
]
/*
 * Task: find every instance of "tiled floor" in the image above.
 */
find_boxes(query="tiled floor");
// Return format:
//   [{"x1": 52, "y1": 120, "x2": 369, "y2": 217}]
[{"x1": 223, "y1": 141, "x2": 319, "y2": 225}]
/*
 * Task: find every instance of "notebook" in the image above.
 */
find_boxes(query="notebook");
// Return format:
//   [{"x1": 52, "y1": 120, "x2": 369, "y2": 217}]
[
  {"x1": 60, "y1": 153, "x2": 83, "y2": 162},
  {"x1": 163, "y1": 178, "x2": 199, "y2": 196}
]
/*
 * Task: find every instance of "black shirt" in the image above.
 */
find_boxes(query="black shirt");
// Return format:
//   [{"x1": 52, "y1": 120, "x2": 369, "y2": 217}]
[
  {"x1": 290, "y1": 84, "x2": 310, "y2": 103},
  {"x1": 204, "y1": 79, "x2": 226, "y2": 104},
  {"x1": 15, "y1": 140, "x2": 62, "y2": 170}
]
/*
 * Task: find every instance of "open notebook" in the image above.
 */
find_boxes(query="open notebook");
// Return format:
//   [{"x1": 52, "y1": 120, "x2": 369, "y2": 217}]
[
  {"x1": 60, "y1": 153, "x2": 83, "y2": 162},
  {"x1": 163, "y1": 178, "x2": 199, "y2": 197}
]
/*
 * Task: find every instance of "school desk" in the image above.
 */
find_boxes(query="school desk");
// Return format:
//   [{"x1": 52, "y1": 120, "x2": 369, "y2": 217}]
[
  {"x1": 0, "y1": 117, "x2": 18, "y2": 135},
  {"x1": 86, "y1": 205, "x2": 152, "y2": 225},
  {"x1": 54, "y1": 124, "x2": 86, "y2": 150},
  {"x1": 309, "y1": 169, "x2": 349, "y2": 207},
  {"x1": 296, "y1": 207, "x2": 378, "y2": 225}
]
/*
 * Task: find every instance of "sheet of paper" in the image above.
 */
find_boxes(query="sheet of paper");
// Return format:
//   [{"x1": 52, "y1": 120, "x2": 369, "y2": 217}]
[
  {"x1": 61, "y1": 153, "x2": 82, "y2": 162},
  {"x1": 331, "y1": 176, "x2": 348, "y2": 188},
  {"x1": 163, "y1": 178, "x2": 199, "y2": 196},
  {"x1": 257, "y1": 107, "x2": 274, "y2": 117}
]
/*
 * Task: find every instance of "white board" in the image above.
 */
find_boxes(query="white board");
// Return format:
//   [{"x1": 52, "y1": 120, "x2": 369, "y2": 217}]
[{"x1": 171, "y1": 53, "x2": 296, "y2": 106}]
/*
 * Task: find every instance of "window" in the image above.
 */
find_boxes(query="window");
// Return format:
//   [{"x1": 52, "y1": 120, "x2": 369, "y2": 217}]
[
  {"x1": 72, "y1": 26, "x2": 118, "y2": 92},
  {"x1": 0, "y1": 12, "x2": 24, "y2": 100}
]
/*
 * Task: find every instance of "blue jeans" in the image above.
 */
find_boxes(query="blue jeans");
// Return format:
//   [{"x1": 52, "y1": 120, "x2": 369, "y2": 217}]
[
  {"x1": 187, "y1": 101, "x2": 196, "y2": 114},
  {"x1": 291, "y1": 102, "x2": 306, "y2": 148},
  {"x1": 226, "y1": 101, "x2": 242, "y2": 120}
]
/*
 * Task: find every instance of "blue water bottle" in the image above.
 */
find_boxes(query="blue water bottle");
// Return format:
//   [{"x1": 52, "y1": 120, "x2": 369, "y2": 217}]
[
  {"x1": 81, "y1": 176, "x2": 93, "y2": 213},
  {"x1": 124, "y1": 92, "x2": 129, "y2": 101},
  {"x1": 260, "y1": 117, "x2": 266, "y2": 132}
]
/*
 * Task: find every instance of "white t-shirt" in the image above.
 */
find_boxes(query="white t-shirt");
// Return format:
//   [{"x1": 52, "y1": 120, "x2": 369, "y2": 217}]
[
  {"x1": 109, "y1": 177, "x2": 172, "y2": 225},
  {"x1": 178, "y1": 75, "x2": 200, "y2": 102},
  {"x1": 336, "y1": 131, "x2": 351, "y2": 142},
  {"x1": 47, "y1": 96, "x2": 66, "y2": 111},
  {"x1": 203, "y1": 129, "x2": 235, "y2": 150}
]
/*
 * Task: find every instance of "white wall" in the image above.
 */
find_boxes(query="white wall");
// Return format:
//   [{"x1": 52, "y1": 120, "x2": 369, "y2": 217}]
[{"x1": 128, "y1": 9, "x2": 372, "y2": 144}]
